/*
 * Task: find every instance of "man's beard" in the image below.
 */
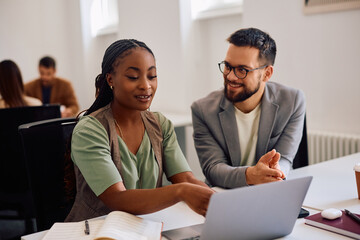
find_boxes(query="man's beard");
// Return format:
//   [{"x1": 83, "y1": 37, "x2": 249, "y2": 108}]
[{"x1": 224, "y1": 78, "x2": 261, "y2": 103}]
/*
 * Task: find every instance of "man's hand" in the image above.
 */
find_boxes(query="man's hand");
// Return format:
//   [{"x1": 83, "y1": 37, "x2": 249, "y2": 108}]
[
  {"x1": 268, "y1": 150, "x2": 286, "y2": 178},
  {"x1": 245, "y1": 149, "x2": 285, "y2": 185}
]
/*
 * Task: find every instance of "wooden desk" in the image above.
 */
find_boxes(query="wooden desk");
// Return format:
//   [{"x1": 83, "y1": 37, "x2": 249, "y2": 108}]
[{"x1": 22, "y1": 154, "x2": 360, "y2": 240}]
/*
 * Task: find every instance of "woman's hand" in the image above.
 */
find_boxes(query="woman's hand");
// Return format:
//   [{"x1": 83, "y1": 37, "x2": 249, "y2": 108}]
[
  {"x1": 98, "y1": 171, "x2": 214, "y2": 216},
  {"x1": 177, "y1": 182, "x2": 214, "y2": 216},
  {"x1": 170, "y1": 172, "x2": 215, "y2": 216}
]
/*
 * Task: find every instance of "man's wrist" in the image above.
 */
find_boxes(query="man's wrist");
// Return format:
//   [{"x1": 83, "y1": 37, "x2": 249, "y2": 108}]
[{"x1": 245, "y1": 166, "x2": 253, "y2": 185}]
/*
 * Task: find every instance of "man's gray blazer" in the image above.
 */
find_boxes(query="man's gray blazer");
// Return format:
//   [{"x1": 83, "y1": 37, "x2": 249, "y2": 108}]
[{"x1": 191, "y1": 82, "x2": 305, "y2": 188}]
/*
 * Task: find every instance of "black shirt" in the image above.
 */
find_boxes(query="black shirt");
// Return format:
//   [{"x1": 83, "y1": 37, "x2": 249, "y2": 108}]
[{"x1": 41, "y1": 86, "x2": 52, "y2": 104}]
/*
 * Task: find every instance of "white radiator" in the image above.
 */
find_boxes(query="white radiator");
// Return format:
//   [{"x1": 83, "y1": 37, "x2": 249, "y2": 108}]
[{"x1": 308, "y1": 131, "x2": 360, "y2": 165}]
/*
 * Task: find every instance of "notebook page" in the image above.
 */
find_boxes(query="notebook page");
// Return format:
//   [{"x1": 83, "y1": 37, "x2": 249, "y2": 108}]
[
  {"x1": 42, "y1": 219, "x2": 104, "y2": 240},
  {"x1": 94, "y1": 211, "x2": 162, "y2": 240}
]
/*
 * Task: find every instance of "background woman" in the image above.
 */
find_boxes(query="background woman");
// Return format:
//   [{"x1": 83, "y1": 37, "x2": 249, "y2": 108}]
[
  {"x1": 66, "y1": 39, "x2": 214, "y2": 222},
  {"x1": 0, "y1": 60, "x2": 41, "y2": 108}
]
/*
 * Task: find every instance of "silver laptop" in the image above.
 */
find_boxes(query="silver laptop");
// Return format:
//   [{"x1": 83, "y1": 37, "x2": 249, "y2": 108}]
[{"x1": 162, "y1": 176, "x2": 312, "y2": 240}]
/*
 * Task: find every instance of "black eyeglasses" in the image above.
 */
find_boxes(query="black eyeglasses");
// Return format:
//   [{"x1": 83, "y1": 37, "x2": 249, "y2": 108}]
[{"x1": 218, "y1": 61, "x2": 267, "y2": 79}]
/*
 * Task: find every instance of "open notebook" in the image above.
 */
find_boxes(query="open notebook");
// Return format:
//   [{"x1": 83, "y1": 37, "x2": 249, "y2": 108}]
[{"x1": 42, "y1": 211, "x2": 163, "y2": 240}]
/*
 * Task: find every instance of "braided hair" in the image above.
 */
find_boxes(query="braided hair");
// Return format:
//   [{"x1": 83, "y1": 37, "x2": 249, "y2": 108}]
[{"x1": 86, "y1": 39, "x2": 155, "y2": 115}]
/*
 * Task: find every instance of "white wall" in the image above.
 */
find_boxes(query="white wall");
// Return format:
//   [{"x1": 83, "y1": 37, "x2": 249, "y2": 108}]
[
  {"x1": 2, "y1": 0, "x2": 359, "y2": 132},
  {"x1": 115, "y1": 0, "x2": 187, "y2": 113},
  {"x1": 0, "y1": 0, "x2": 89, "y2": 110},
  {"x1": 185, "y1": 13, "x2": 243, "y2": 105},
  {"x1": 0, "y1": 0, "x2": 242, "y2": 181},
  {"x1": 242, "y1": 0, "x2": 360, "y2": 134},
  {"x1": 1, "y1": 0, "x2": 359, "y2": 180}
]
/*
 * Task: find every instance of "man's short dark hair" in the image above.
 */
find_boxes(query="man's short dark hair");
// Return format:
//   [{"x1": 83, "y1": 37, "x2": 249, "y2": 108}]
[
  {"x1": 39, "y1": 56, "x2": 56, "y2": 69},
  {"x1": 227, "y1": 28, "x2": 276, "y2": 66}
]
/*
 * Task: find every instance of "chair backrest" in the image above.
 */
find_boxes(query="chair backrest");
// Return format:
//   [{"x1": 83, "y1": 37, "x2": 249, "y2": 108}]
[
  {"x1": 0, "y1": 105, "x2": 61, "y2": 193},
  {"x1": 18, "y1": 117, "x2": 77, "y2": 231},
  {"x1": 292, "y1": 115, "x2": 309, "y2": 169},
  {"x1": 0, "y1": 105, "x2": 61, "y2": 237}
]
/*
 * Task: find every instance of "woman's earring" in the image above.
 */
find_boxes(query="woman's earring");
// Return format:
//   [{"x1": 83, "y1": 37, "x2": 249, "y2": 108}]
[{"x1": 110, "y1": 86, "x2": 113, "y2": 90}]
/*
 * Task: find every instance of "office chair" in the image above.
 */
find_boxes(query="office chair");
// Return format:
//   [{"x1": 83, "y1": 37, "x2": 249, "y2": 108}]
[
  {"x1": 0, "y1": 105, "x2": 61, "y2": 239},
  {"x1": 292, "y1": 115, "x2": 309, "y2": 169},
  {"x1": 18, "y1": 117, "x2": 77, "y2": 231}
]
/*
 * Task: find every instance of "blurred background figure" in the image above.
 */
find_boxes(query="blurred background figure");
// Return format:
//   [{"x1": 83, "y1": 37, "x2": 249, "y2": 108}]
[
  {"x1": 24, "y1": 56, "x2": 80, "y2": 117},
  {"x1": 0, "y1": 60, "x2": 42, "y2": 108}
]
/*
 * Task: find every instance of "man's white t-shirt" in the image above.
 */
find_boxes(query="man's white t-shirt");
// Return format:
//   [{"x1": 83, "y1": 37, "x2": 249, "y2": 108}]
[{"x1": 234, "y1": 103, "x2": 261, "y2": 166}]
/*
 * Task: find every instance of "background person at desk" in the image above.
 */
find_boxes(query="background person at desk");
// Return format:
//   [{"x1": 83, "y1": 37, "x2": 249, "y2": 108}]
[
  {"x1": 0, "y1": 59, "x2": 42, "y2": 108},
  {"x1": 191, "y1": 28, "x2": 305, "y2": 188},
  {"x1": 24, "y1": 56, "x2": 79, "y2": 117},
  {"x1": 65, "y1": 39, "x2": 214, "y2": 222}
]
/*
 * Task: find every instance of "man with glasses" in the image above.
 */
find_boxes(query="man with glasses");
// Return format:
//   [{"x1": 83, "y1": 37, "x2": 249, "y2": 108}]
[{"x1": 191, "y1": 28, "x2": 305, "y2": 188}]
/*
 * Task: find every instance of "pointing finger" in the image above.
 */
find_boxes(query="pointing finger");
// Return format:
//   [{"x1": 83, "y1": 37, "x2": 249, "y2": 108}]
[{"x1": 258, "y1": 149, "x2": 276, "y2": 164}]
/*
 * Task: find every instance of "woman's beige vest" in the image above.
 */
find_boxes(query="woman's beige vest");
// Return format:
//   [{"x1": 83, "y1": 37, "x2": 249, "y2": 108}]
[{"x1": 65, "y1": 104, "x2": 163, "y2": 222}]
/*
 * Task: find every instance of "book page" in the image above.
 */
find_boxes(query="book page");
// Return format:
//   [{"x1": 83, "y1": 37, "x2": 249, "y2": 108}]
[
  {"x1": 42, "y1": 219, "x2": 104, "y2": 240},
  {"x1": 94, "y1": 211, "x2": 162, "y2": 240}
]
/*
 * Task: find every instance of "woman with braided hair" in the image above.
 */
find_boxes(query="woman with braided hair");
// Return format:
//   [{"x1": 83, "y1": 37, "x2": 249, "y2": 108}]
[{"x1": 65, "y1": 39, "x2": 214, "y2": 222}]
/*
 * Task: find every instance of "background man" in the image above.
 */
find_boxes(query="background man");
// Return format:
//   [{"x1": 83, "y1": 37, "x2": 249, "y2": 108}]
[
  {"x1": 191, "y1": 28, "x2": 305, "y2": 188},
  {"x1": 25, "y1": 56, "x2": 79, "y2": 117}
]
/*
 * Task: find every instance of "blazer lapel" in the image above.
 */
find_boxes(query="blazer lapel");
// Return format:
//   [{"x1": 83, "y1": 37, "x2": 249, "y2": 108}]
[
  {"x1": 256, "y1": 85, "x2": 279, "y2": 162},
  {"x1": 219, "y1": 95, "x2": 242, "y2": 166}
]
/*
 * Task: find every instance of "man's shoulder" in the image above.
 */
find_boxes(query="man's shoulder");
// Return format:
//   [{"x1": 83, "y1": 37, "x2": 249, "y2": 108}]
[
  {"x1": 24, "y1": 79, "x2": 42, "y2": 94},
  {"x1": 53, "y1": 77, "x2": 72, "y2": 86},
  {"x1": 265, "y1": 82, "x2": 305, "y2": 114},
  {"x1": 52, "y1": 77, "x2": 75, "y2": 92},
  {"x1": 191, "y1": 89, "x2": 225, "y2": 117},
  {"x1": 24, "y1": 78, "x2": 41, "y2": 87},
  {"x1": 266, "y1": 82, "x2": 304, "y2": 101}
]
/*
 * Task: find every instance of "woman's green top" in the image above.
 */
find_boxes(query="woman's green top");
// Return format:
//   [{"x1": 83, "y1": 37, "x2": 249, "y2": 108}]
[{"x1": 71, "y1": 112, "x2": 191, "y2": 196}]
